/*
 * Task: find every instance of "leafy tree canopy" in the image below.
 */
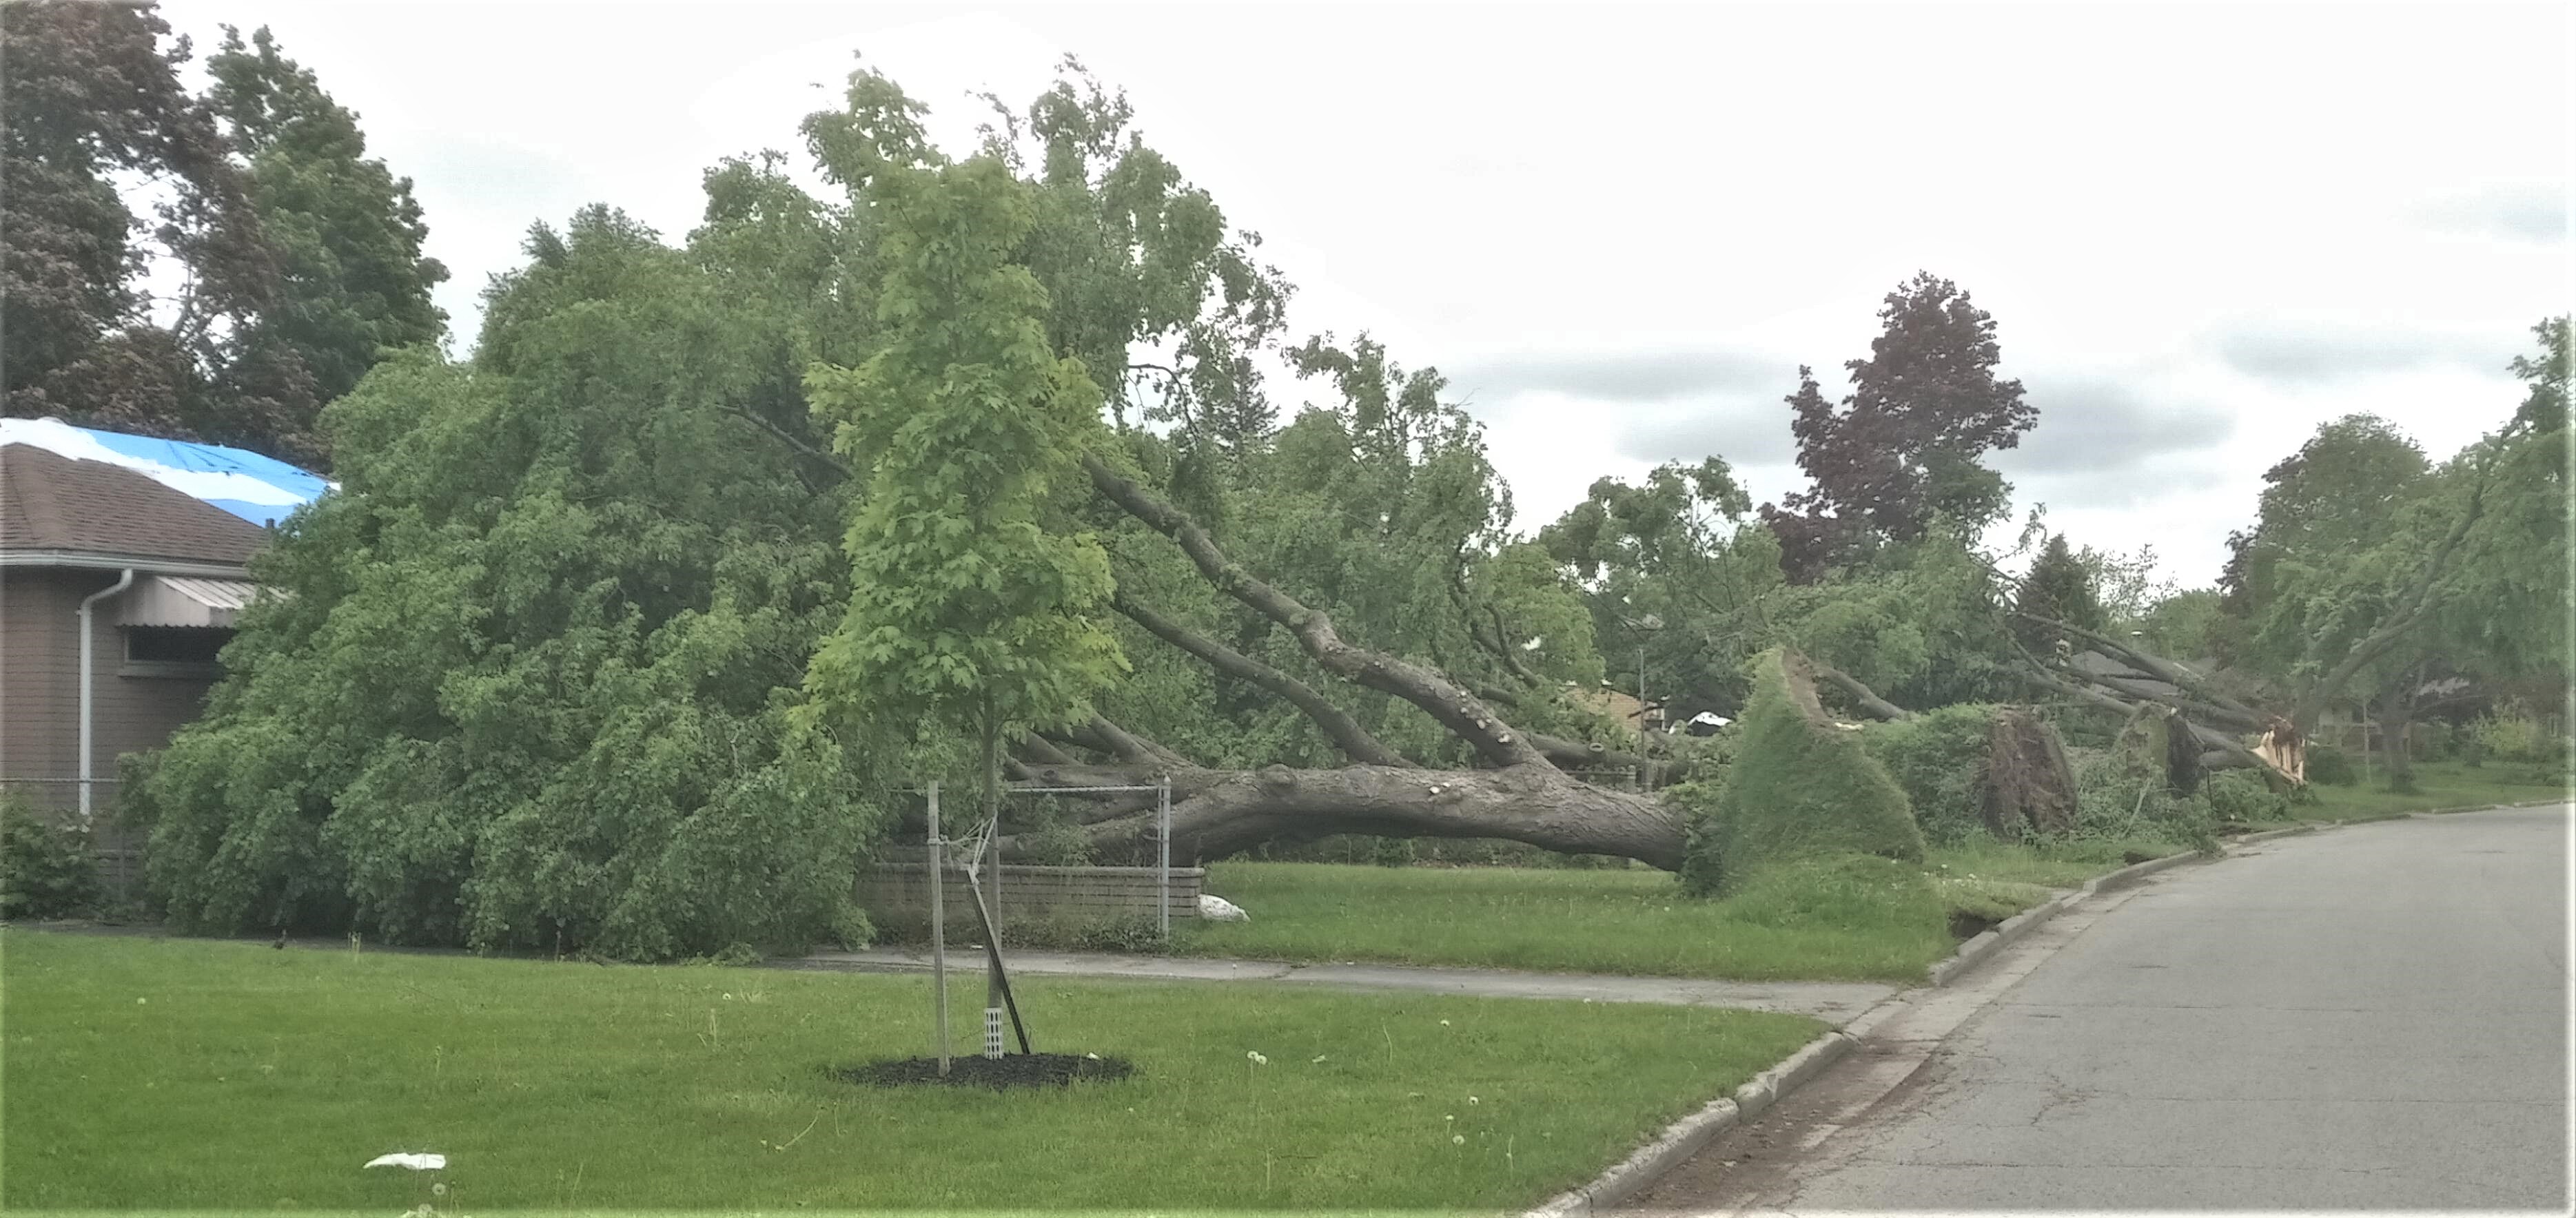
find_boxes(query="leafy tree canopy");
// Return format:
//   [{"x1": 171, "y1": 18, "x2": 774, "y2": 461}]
[
  {"x1": 801, "y1": 152, "x2": 1125, "y2": 749},
  {"x1": 1, "y1": 3, "x2": 442, "y2": 465},
  {"x1": 1762, "y1": 272, "x2": 2036, "y2": 581}
]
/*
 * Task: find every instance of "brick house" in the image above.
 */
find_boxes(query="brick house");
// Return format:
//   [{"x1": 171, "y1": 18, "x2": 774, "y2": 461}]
[{"x1": 0, "y1": 420, "x2": 325, "y2": 880}]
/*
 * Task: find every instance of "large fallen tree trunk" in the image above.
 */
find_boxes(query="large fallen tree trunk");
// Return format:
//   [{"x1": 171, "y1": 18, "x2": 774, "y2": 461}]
[
  {"x1": 1016, "y1": 763, "x2": 1686, "y2": 869},
  {"x1": 926, "y1": 451, "x2": 1699, "y2": 869},
  {"x1": 754, "y1": 407, "x2": 1698, "y2": 868}
]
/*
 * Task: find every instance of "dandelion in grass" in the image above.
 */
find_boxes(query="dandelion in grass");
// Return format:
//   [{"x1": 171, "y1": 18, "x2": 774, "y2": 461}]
[
  {"x1": 1438, "y1": 1019, "x2": 1450, "y2": 1026},
  {"x1": 1246, "y1": 1050, "x2": 1268, "y2": 1065},
  {"x1": 1451, "y1": 1134, "x2": 1465, "y2": 1145},
  {"x1": 1468, "y1": 1095, "x2": 1480, "y2": 1104}
]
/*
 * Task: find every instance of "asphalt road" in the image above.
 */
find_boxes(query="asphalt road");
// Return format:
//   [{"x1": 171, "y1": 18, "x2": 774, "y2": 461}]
[{"x1": 1633, "y1": 805, "x2": 2571, "y2": 1213}]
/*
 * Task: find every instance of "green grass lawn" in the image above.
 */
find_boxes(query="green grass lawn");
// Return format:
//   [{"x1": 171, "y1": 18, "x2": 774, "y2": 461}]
[
  {"x1": 1122, "y1": 767, "x2": 2568, "y2": 987},
  {"x1": 0, "y1": 929, "x2": 1821, "y2": 1214},
  {"x1": 1168, "y1": 812, "x2": 2228, "y2": 982},
  {"x1": 1174, "y1": 860, "x2": 1956, "y2": 982},
  {"x1": 2295, "y1": 760, "x2": 2567, "y2": 822}
]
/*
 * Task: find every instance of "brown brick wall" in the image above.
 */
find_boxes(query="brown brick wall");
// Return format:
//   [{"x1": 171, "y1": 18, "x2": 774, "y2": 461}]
[{"x1": 1, "y1": 568, "x2": 220, "y2": 827}]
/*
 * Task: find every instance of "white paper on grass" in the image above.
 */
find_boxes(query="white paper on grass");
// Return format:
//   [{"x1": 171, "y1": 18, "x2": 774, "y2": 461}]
[{"x1": 364, "y1": 1153, "x2": 447, "y2": 1170}]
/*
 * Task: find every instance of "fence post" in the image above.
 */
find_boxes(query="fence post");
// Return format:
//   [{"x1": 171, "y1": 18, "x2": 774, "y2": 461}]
[
  {"x1": 927, "y1": 781, "x2": 948, "y2": 1076},
  {"x1": 1157, "y1": 774, "x2": 1173, "y2": 942}
]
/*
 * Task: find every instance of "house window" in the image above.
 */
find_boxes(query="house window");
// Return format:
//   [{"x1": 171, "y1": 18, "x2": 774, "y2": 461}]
[{"x1": 123, "y1": 626, "x2": 234, "y2": 674}]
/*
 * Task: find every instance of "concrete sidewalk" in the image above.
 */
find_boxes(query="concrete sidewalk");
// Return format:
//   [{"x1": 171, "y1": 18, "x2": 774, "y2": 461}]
[{"x1": 776, "y1": 947, "x2": 1899, "y2": 1024}]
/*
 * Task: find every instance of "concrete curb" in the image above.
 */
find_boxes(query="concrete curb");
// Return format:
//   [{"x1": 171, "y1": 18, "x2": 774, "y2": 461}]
[
  {"x1": 2411, "y1": 796, "x2": 2567, "y2": 816},
  {"x1": 2224, "y1": 822, "x2": 2319, "y2": 846},
  {"x1": 1923, "y1": 844, "x2": 2207, "y2": 986},
  {"x1": 1534, "y1": 840, "x2": 2220, "y2": 1215},
  {"x1": 1926, "y1": 796, "x2": 2568, "y2": 989},
  {"x1": 1524, "y1": 1027, "x2": 1857, "y2": 1217}
]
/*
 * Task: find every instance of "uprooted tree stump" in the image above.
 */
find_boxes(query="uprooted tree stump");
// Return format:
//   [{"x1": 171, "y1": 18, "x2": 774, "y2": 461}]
[
  {"x1": 1861, "y1": 701, "x2": 2081, "y2": 841},
  {"x1": 1983, "y1": 706, "x2": 2078, "y2": 836},
  {"x1": 2112, "y1": 704, "x2": 2205, "y2": 796}
]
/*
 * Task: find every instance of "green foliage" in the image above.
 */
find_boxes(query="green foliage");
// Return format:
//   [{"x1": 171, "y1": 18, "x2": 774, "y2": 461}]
[
  {"x1": 205, "y1": 25, "x2": 448, "y2": 411},
  {"x1": 1861, "y1": 703, "x2": 2000, "y2": 844},
  {"x1": 1783, "y1": 532, "x2": 2017, "y2": 711},
  {"x1": 2225, "y1": 386, "x2": 2566, "y2": 734},
  {"x1": 1542, "y1": 460, "x2": 1773, "y2": 723},
  {"x1": 2067, "y1": 747, "x2": 2218, "y2": 852},
  {"x1": 1764, "y1": 273, "x2": 2036, "y2": 580},
  {"x1": 3, "y1": 6, "x2": 445, "y2": 466},
  {"x1": 2304, "y1": 744, "x2": 2358, "y2": 786},
  {"x1": 1, "y1": 799, "x2": 102, "y2": 920},
  {"x1": 1008, "y1": 796, "x2": 1098, "y2": 867},
  {"x1": 1677, "y1": 650, "x2": 1924, "y2": 896},
  {"x1": 2013, "y1": 534, "x2": 2105, "y2": 648},
  {"x1": 136, "y1": 197, "x2": 886, "y2": 960},
  {"x1": 1095, "y1": 333, "x2": 1575, "y2": 771},
  {"x1": 801, "y1": 153, "x2": 1124, "y2": 749},
  {"x1": 976, "y1": 60, "x2": 1292, "y2": 442},
  {"x1": 2136, "y1": 588, "x2": 2227, "y2": 661},
  {"x1": 2470, "y1": 703, "x2": 2568, "y2": 767},
  {"x1": 2508, "y1": 315, "x2": 2567, "y2": 435},
  {"x1": 2200, "y1": 769, "x2": 2291, "y2": 825}
]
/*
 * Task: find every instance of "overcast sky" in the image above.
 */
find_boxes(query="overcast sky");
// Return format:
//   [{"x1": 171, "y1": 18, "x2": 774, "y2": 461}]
[{"x1": 161, "y1": 1, "x2": 2570, "y2": 586}]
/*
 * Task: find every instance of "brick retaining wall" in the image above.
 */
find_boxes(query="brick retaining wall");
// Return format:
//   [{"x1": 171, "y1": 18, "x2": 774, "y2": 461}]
[{"x1": 857, "y1": 863, "x2": 1204, "y2": 933}]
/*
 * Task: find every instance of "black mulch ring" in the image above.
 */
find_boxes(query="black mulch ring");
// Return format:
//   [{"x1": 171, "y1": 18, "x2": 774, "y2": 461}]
[{"x1": 835, "y1": 1053, "x2": 1135, "y2": 1090}]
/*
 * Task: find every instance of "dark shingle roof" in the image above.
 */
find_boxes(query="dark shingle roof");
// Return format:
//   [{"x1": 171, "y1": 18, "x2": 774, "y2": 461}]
[{"x1": 1, "y1": 444, "x2": 266, "y2": 565}]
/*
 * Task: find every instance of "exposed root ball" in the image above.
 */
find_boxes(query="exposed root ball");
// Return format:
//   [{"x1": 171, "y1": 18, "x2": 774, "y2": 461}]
[{"x1": 1984, "y1": 707, "x2": 2076, "y2": 836}]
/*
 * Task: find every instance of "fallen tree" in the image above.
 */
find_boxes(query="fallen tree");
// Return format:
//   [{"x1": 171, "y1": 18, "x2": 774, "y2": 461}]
[{"x1": 980, "y1": 452, "x2": 1695, "y2": 868}]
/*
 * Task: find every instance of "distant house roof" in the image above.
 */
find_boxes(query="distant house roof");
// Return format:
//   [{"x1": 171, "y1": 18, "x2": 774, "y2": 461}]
[
  {"x1": 0, "y1": 417, "x2": 327, "y2": 528},
  {"x1": 0, "y1": 444, "x2": 273, "y2": 566}
]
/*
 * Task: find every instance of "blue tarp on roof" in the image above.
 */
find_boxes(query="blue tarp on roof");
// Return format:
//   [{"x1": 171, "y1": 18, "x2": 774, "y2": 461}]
[{"x1": 0, "y1": 417, "x2": 329, "y2": 527}]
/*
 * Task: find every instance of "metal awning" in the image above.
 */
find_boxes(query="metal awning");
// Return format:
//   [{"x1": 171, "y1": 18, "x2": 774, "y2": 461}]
[{"x1": 116, "y1": 575, "x2": 261, "y2": 628}]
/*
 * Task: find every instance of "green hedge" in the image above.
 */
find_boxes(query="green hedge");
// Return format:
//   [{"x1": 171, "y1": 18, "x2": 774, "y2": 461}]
[
  {"x1": 1, "y1": 798, "x2": 101, "y2": 921},
  {"x1": 2304, "y1": 744, "x2": 2358, "y2": 786}
]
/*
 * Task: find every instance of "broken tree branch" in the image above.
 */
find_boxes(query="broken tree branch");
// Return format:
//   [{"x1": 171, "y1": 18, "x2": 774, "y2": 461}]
[
  {"x1": 1110, "y1": 592, "x2": 1415, "y2": 768},
  {"x1": 1084, "y1": 453, "x2": 1552, "y2": 770},
  {"x1": 1814, "y1": 662, "x2": 1914, "y2": 722}
]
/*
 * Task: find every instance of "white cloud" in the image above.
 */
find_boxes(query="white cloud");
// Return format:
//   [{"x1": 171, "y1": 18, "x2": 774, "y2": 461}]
[{"x1": 155, "y1": 1, "x2": 2567, "y2": 586}]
